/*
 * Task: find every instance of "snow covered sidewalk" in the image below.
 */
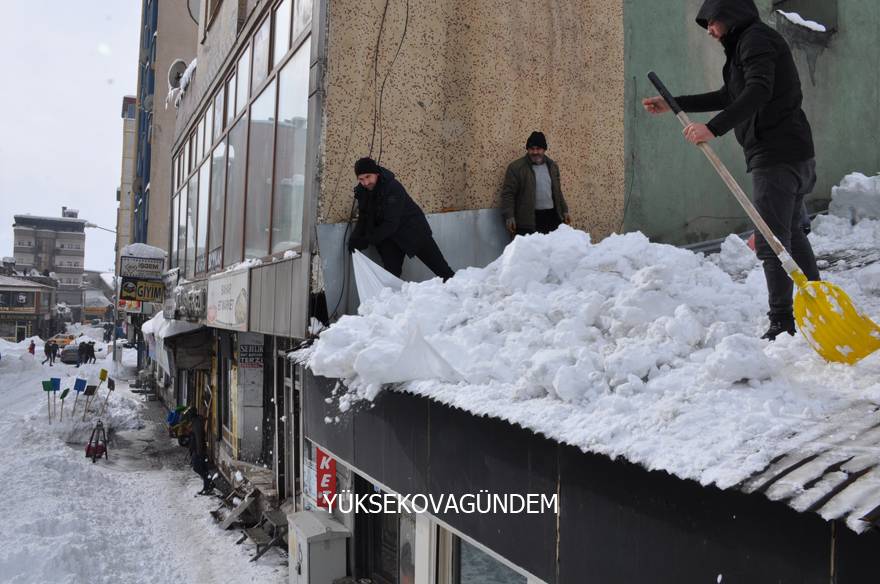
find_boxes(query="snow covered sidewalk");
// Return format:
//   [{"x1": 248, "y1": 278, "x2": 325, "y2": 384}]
[
  {"x1": 0, "y1": 340, "x2": 286, "y2": 584},
  {"x1": 306, "y1": 210, "x2": 880, "y2": 533}
]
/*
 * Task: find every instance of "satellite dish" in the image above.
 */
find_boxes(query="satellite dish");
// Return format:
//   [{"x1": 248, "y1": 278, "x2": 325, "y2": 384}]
[
  {"x1": 168, "y1": 59, "x2": 188, "y2": 89},
  {"x1": 187, "y1": 0, "x2": 200, "y2": 24},
  {"x1": 143, "y1": 95, "x2": 154, "y2": 113}
]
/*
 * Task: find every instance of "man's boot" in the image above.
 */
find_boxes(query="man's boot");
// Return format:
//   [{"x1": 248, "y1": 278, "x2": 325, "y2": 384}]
[{"x1": 762, "y1": 319, "x2": 796, "y2": 341}]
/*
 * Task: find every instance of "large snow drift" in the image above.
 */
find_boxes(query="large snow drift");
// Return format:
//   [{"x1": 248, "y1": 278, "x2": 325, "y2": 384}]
[{"x1": 306, "y1": 201, "x2": 880, "y2": 531}]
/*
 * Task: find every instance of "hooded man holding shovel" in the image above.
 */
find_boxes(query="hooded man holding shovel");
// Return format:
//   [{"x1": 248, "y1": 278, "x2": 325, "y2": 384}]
[{"x1": 643, "y1": 0, "x2": 820, "y2": 341}]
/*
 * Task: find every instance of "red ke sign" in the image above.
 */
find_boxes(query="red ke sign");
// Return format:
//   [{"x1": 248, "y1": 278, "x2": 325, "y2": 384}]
[{"x1": 315, "y1": 448, "x2": 336, "y2": 509}]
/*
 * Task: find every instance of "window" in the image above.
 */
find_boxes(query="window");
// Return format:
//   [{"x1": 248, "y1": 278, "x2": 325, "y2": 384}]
[
  {"x1": 208, "y1": 141, "x2": 227, "y2": 271},
  {"x1": 454, "y1": 537, "x2": 526, "y2": 584},
  {"x1": 272, "y1": 0, "x2": 292, "y2": 69},
  {"x1": 196, "y1": 161, "x2": 210, "y2": 273},
  {"x1": 177, "y1": 186, "x2": 188, "y2": 270},
  {"x1": 186, "y1": 174, "x2": 198, "y2": 278},
  {"x1": 272, "y1": 47, "x2": 309, "y2": 252},
  {"x1": 293, "y1": 0, "x2": 312, "y2": 40},
  {"x1": 196, "y1": 116, "x2": 205, "y2": 163},
  {"x1": 173, "y1": 156, "x2": 179, "y2": 191},
  {"x1": 171, "y1": 193, "x2": 180, "y2": 268},
  {"x1": 223, "y1": 115, "x2": 248, "y2": 267},
  {"x1": 206, "y1": 98, "x2": 215, "y2": 148},
  {"x1": 244, "y1": 81, "x2": 276, "y2": 259},
  {"x1": 213, "y1": 90, "x2": 225, "y2": 140},
  {"x1": 183, "y1": 137, "x2": 190, "y2": 179},
  {"x1": 236, "y1": 46, "x2": 251, "y2": 115},
  {"x1": 225, "y1": 73, "x2": 237, "y2": 126},
  {"x1": 252, "y1": 17, "x2": 271, "y2": 92}
]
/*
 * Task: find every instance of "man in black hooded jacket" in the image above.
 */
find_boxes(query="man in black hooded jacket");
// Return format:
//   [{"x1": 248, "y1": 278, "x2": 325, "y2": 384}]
[
  {"x1": 348, "y1": 157, "x2": 455, "y2": 281},
  {"x1": 643, "y1": 0, "x2": 820, "y2": 341}
]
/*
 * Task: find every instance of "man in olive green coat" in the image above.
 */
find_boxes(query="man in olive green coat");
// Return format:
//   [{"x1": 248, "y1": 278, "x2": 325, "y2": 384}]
[{"x1": 500, "y1": 131, "x2": 571, "y2": 236}]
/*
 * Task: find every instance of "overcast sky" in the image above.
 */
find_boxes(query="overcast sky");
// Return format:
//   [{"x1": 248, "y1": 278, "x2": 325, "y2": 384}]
[{"x1": 0, "y1": 1, "x2": 142, "y2": 272}]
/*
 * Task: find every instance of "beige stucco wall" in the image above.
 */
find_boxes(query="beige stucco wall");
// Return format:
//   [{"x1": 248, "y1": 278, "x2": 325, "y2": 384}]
[{"x1": 319, "y1": 0, "x2": 625, "y2": 240}]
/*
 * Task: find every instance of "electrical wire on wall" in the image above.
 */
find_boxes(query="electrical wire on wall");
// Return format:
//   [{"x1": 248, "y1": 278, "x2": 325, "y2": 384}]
[{"x1": 325, "y1": 0, "x2": 410, "y2": 321}]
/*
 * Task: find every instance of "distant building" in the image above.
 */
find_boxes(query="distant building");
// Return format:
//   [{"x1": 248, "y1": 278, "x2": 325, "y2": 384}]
[
  {"x1": 0, "y1": 275, "x2": 58, "y2": 341},
  {"x1": 12, "y1": 207, "x2": 86, "y2": 319},
  {"x1": 116, "y1": 96, "x2": 137, "y2": 270}
]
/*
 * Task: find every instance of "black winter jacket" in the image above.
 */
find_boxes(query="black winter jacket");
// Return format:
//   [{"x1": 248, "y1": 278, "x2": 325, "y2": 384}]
[
  {"x1": 350, "y1": 168, "x2": 432, "y2": 256},
  {"x1": 675, "y1": 0, "x2": 814, "y2": 170}
]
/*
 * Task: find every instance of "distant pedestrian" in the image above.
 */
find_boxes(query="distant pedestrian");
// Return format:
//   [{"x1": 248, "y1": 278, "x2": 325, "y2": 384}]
[
  {"x1": 86, "y1": 342, "x2": 97, "y2": 364},
  {"x1": 28, "y1": 340, "x2": 35, "y2": 355},
  {"x1": 77, "y1": 341, "x2": 88, "y2": 368},
  {"x1": 500, "y1": 132, "x2": 571, "y2": 236},
  {"x1": 42, "y1": 342, "x2": 52, "y2": 365}
]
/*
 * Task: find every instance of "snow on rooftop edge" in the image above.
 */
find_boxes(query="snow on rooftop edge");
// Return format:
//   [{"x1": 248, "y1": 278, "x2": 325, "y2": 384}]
[
  {"x1": 121, "y1": 243, "x2": 167, "y2": 260},
  {"x1": 304, "y1": 193, "x2": 880, "y2": 532}
]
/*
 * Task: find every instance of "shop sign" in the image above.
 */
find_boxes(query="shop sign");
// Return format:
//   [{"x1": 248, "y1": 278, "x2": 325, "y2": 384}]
[
  {"x1": 117, "y1": 299, "x2": 143, "y2": 314},
  {"x1": 207, "y1": 270, "x2": 249, "y2": 331},
  {"x1": 162, "y1": 268, "x2": 180, "y2": 319},
  {"x1": 239, "y1": 341, "x2": 263, "y2": 369},
  {"x1": 120, "y1": 256, "x2": 164, "y2": 279},
  {"x1": 119, "y1": 277, "x2": 165, "y2": 303},
  {"x1": 315, "y1": 448, "x2": 336, "y2": 509},
  {"x1": 175, "y1": 282, "x2": 207, "y2": 322}
]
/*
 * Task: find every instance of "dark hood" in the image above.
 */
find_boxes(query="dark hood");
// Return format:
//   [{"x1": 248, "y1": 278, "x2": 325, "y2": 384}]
[{"x1": 695, "y1": 0, "x2": 759, "y2": 31}]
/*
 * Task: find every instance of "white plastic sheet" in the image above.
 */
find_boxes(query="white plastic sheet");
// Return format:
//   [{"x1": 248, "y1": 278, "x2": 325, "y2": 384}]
[{"x1": 352, "y1": 250, "x2": 404, "y2": 303}]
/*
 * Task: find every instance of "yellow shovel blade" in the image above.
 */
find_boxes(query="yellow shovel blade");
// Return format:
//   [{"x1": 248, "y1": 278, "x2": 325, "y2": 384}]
[{"x1": 794, "y1": 278, "x2": 880, "y2": 364}]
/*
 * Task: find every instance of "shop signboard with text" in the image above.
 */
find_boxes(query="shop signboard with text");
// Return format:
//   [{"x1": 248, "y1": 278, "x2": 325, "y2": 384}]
[
  {"x1": 119, "y1": 277, "x2": 165, "y2": 303},
  {"x1": 207, "y1": 270, "x2": 249, "y2": 331}
]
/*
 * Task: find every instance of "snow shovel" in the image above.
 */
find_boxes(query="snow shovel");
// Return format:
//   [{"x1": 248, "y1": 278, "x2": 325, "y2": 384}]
[{"x1": 648, "y1": 72, "x2": 880, "y2": 364}]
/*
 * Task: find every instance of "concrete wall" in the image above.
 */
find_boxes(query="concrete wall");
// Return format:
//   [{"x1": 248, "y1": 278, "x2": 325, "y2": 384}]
[
  {"x1": 623, "y1": 0, "x2": 880, "y2": 245},
  {"x1": 318, "y1": 0, "x2": 626, "y2": 241},
  {"x1": 146, "y1": 0, "x2": 198, "y2": 252}
]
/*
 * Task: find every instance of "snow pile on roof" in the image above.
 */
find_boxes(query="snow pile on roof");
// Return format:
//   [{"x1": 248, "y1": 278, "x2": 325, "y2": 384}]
[
  {"x1": 829, "y1": 172, "x2": 880, "y2": 223},
  {"x1": 142, "y1": 313, "x2": 201, "y2": 376},
  {"x1": 305, "y1": 217, "x2": 880, "y2": 531},
  {"x1": 776, "y1": 10, "x2": 827, "y2": 32},
  {"x1": 100, "y1": 272, "x2": 116, "y2": 290},
  {"x1": 121, "y1": 242, "x2": 167, "y2": 261}
]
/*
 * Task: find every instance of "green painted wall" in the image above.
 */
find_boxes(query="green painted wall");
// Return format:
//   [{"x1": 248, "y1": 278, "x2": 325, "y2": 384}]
[{"x1": 623, "y1": 0, "x2": 880, "y2": 245}]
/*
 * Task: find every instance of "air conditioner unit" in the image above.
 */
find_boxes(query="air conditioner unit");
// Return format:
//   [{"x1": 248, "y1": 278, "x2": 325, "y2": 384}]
[{"x1": 289, "y1": 510, "x2": 349, "y2": 584}]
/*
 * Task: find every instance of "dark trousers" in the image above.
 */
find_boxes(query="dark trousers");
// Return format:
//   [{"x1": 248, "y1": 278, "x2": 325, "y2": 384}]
[
  {"x1": 377, "y1": 237, "x2": 455, "y2": 281},
  {"x1": 752, "y1": 159, "x2": 821, "y2": 321},
  {"x1": 515, "y1": 209, "x2": 562, "y2": 236},
  {"x1": 192, "y1": 453, "x2": 212, "y2": 491}
]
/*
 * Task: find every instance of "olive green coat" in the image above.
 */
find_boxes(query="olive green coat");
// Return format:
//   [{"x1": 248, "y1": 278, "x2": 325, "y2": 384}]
[{"x1": 499, "y1": 155, "x2": 569, "y2": 229}]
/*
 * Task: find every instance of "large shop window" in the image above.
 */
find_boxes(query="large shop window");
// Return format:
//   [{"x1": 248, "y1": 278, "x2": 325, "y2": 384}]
[
  {"x1": 244, "y1": 81, "x2": 276, "y2": 259},
  {"x1": 186, "y1": 174, "x2": 198, "y2": 278},
  {"x1": 196, "y1": 162, "x2": 210, "y2": 273},
  {"x1": 224, "y1": 115, "x2": 248, "y2": 267},
  {"x1": 272, "y1": 47, "x2": 309, "y2": 252},
  {"x1": 208, "y1": 140, "x2": 227, "y2": 271}
]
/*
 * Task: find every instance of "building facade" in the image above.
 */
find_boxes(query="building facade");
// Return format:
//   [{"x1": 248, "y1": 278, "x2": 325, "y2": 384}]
[
  {"x1": 116, "y1": 96, "x2": 137, "y2": 270},
  {"x1": 131, "y1": 0, "x2": 198, "y2": 252},
  {"x1": 12, "y1": 209, "x2": 86, "y2": 319}
]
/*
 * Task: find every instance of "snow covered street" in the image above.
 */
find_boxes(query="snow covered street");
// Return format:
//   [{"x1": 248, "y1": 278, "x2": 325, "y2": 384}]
[{"x1": 0, "y1": 337, "x2": 286, "y2": 584}]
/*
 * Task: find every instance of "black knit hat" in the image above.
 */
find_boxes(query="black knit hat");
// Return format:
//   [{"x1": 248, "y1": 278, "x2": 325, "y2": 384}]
[
  {"x1": 354, "y1": 157, "x2": 381, "y2": 176},
  {"x1": 526, "y1": 131, "x2": 547, "y2": 150}
]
